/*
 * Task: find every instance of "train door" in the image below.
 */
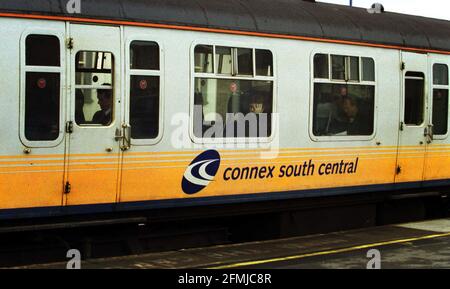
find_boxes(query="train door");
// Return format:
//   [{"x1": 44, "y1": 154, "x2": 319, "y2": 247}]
[
  {"x1": 423, "y1": 57, "x2": 450, "y2": 181},
  {"x1": 118, "y1": 32, "x2": 165, "y2": 203},
  {"x1": 64, "y1": 24, "x2": 122, "y2": 206},
  {"x1": 395, "y1": 52, "x2": 429, "y2": 184}
]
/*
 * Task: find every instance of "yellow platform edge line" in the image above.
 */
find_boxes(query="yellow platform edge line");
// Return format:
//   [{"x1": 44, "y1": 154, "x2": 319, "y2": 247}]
[{"x1": 207, "y1": 231, "x2": 450, "y2": 269}]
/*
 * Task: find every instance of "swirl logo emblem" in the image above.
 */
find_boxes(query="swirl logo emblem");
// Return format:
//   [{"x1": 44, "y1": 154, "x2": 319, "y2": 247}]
[{"x1": 182, "y1": 150, "x2": 221, "y2": 195}]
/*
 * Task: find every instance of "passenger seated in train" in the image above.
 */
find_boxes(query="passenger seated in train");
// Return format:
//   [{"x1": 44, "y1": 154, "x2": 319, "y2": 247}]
[
  {"x1": 227, "y1": 88, "x2": 248, "y2": 115},
  {"x1": 327, "y1": 85, "x2": 350, "y2": 134},
  {"x1": 225, "y1": 90, "x2": 272, "y2": 138},
  {"x1": 92, "y1": 85, "x2": 113, "y2": 126},
  {"x1": 315, "y1": 84, "x2": 373, "y2": 136},
  {"x1": 315, "y1": 85, "x2": 349, "y2": 135},
  {"x1": 248, "y1": 93, "x2": 272, "y2": 138},
  {"x1": 340, "y1": 95, "x2": 373, "y2": 135}
]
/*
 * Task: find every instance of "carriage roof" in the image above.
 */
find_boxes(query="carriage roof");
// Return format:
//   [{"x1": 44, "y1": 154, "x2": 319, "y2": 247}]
[{"x1": 1, "y1": 0, "x2": 449, "y2": 53}]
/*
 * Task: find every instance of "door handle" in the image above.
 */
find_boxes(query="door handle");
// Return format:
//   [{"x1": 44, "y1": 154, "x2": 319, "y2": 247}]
[
  {"x1": 428, "y1": 124, "x2": 434, "y2": 142},
  {"x1": 123, "y1": 123, "x2": 131, "y2": 151},
  {"x1": 115, "y1": 124, "x2": 131, "y2": 151},
  {"x1": 424, "y1": 124, "x2": 434, "y2": 144}
]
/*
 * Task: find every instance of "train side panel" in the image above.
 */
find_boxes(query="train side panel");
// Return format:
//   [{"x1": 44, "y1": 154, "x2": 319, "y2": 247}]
[
  {"x1": 0, "y1": 17, "x2": 448, "y2": 218},
  {"x1": 118, "y1": 25, "x2": 404, "y2": 202}
]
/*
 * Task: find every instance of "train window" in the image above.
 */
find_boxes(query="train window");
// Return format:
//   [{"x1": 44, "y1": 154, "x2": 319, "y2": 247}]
[
  {"x1": 348, "y1": 57, "x2": 359, "y2": 81},
  {"x1": 312, "y1": 84, "x2": 374, "y2": 136},
  {"x1": 237, "y1": 48, "x2": 253, "y2": 76},
  {"x1": 432, "y1": 64, "x2": 449, "y2": 135},
  {"x1": 404, "y1": 72, "x2": 425, "y2": 126},
  {"x1": 313, "y1": 54, "x2": 376, "y2": 138},
  {"x1": 433, "y1": 64, "x2": 449, "y2": 85},
  {"x1": 130, "y1": 41, "x2": 159, "y2": 70},
  {"x1": 331, "y1": 55, "x2": 346, "y2": 80},
  {"x1": 314, "y1": 54, "x2": 329, "y2": 79},
  {"x1": 26, "y1": 35, "x2": 60, "y2": 67},
  {"x1": 256, "y1": 50, "x2": 273, "y2": 77},
  {"x1": 76, "y1": 51, "x2": 113, "y2": 85},
  {"x1": 75, "y1": 51, "x2": 114, "y2": 126},
  {"x1": 193, "y1": 45, "x2": 275, "y2": 139},
  {"x1": 130, "y1": 76, "x2": 160, "y2": 139},
  {"x1": 362, "y1": 58, "x2": 375, "y2": 81},
  {"x1": 195, "y1": 45, "x2": 214, "y2": 73},
  {"x1": 23, "y1": 34, "x2": 62, "y2": 143},
  {"x1": 331, "y1": 55, "x2": 361, "y2": 81},
  {"x1": 25, "y1": 73, "x2": 61, "y2": 141},
  {"x1": 432, "y1": 89, "x2": 449, "y2": 135},
  {"x1": 194, "y1": 79, "x2": 273, "y2": 138},
  {"x1": 128, "y1": 41, "x2": 161, "y2": 140},
  {"x1": 216, "y1": 46, "x2": 232, "y2": 75}
]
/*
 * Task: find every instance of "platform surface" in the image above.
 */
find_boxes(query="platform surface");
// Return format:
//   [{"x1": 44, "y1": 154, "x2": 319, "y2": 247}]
[{"x1": 13, "y1": 218, "x2": 450, "y2": 269}]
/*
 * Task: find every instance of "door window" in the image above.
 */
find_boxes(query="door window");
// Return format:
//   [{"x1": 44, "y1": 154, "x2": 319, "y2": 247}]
[
  {"x1": 75, "y1": 51, "x2": 114, "y2": 126},
  {"x1": 23, "y1": 34, "x2": 62, "y2": 142},
  {"x1": 432, "y1": 64, "x2": 449, "y2": 135},
  {"x1": 128, "y1": 41, "x2": 161, "y2": 140},
  {"x1": 404, "y1": 72, "x2": 425, "y2": 126}
]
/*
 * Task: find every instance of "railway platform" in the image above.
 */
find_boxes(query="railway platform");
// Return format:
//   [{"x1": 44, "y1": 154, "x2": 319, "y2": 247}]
[{"x1": 14, "y1": 218, "x2": 450, "y2": 269}]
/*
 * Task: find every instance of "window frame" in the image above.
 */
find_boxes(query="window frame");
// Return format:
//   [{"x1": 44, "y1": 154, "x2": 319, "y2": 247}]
[
  {"x1": 19, "y1": 30, "x2": 65, "y2": 148},
  {"x1": 190, "y1": 40, "x2": 277, "y2": 144},
  {"x1": 309, "y1": 51, "x2": 377, "y2": 142},
  {"x1": 403, "y1": 71, "x2": 426, "y2": 127},
  {"x1": 431, "y1": 61, "x2": 450, "y2": 140},
  {"x1": 125, "y1": 36, "x2": 164, "y2": 146}
]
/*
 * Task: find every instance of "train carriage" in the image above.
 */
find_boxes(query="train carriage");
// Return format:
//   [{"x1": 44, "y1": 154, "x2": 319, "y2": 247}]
[{"x1": 0, "y1": 0, "x2": 449, "y2": 223}]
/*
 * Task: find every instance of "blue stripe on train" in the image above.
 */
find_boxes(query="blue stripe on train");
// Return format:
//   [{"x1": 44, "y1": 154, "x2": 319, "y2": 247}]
[{"x1": 0, "y1": 179, "x2": 449, "y2": 220}]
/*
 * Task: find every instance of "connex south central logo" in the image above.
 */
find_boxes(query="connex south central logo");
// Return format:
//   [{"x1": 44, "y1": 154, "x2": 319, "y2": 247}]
[{"x1": 182, "y1": 150, "x2": 221, "y2": 195}]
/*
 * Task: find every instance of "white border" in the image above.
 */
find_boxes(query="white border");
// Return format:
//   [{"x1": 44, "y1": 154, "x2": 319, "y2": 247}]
[
  {"x1": 19, "y1": 28, "x2": 66, "y2": 148},
  {"x1": 189, "y1": 39, "x2": 278, "y2": 145},
  {"x1": 124, "y1": 35, "x2": 164, "y2": 146},
  {"x1": 429, "y1": 59, "x2": 450, "y2": 140},
  {"x1": 308, "y1": 50, "x2": 378, "y2": 142}
]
